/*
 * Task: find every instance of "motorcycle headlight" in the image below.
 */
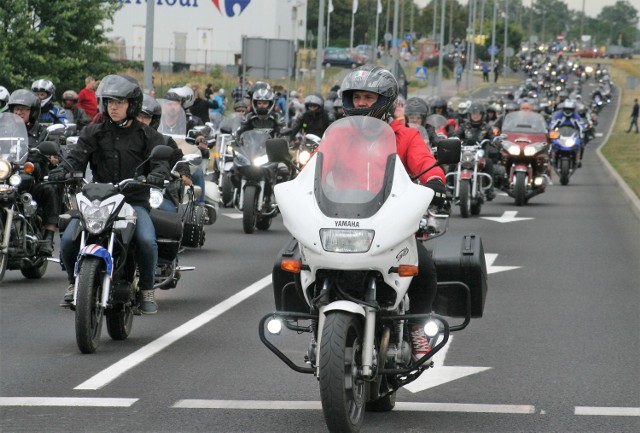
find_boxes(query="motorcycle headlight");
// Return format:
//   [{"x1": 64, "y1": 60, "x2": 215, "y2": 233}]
[
  {"x1": 226, "y1": 144, "x2": 234, "y2": 154},
  {"x1": 298, "y1": 150, "x2": 311, "y2": 166},
  {"x1": 320, "y1": 229, "x2": 374, "y2": 253},
  {"x1": 0, "y1": 160, "x2": 11, "y2": 180},
  {"x1": 506, "y1": 144, "x2": 521, "y2": 156},
  {"x1": 149, "y1": 189, "x2": 164, "y2": 209},
  {"x1": 253, "y1": 154, "x2": 269, "y2": 167},
  {"x1": 524, "y1": 142, "x2": 547, "y2": 156},
  {"x1": 80, "y1": 199, "x2": 114, "y2": 234},
  {"x1": 9, "y1": 174, "x2": 22, "y2": 186},
  {"x1": 560, "y1": 137, "x2": 576, "y2": 148}
]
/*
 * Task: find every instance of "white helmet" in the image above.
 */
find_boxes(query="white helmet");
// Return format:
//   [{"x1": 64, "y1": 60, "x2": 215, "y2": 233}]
[{"x1": 0, "y1": 86, "x2": 9, "y2": 113}]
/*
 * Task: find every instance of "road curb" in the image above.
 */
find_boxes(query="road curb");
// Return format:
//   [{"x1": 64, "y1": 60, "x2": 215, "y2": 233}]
[{"x1": 595, "y1": 83, "x2": 640, "y2": 222}]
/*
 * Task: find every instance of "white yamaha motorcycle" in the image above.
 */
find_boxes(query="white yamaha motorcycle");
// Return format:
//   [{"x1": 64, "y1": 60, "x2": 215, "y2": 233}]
[{"x1": 260, "y1": 117, "x2": 478, "y2": 433}]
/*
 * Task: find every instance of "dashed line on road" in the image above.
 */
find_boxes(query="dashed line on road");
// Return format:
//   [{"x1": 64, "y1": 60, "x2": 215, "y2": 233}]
[
  {"x1": 575, "y1": 406, "x2": 640, "y2": 417},
  {"x1": 73, "y1": 275, "x2": 272, "y2": 391},
  {"x1": 0, "y1": 397, "x2": 137, "y2": 407}
]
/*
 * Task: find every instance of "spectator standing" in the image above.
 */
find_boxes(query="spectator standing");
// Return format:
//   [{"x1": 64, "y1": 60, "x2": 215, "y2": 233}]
[
  {"x1": 493, "y1": 60, "x2": 500, "y2": 83},
  {"x1": 627, "y1": 98, "x2": 639, "y2": 133},
  {"x1": 209, "y1": 86, "x2": 225, "y2": 129},
  {"x1": 78, "y1": 76, "x2": 98, "y2": 118},
  {"x1": 204, "y1": 83, "x2": 214, "y2": 100},
  {"x1": 190, "y1": 84, "x2": 218, "y2": 125},
  {"x1": 482, "y1": 62, "x2": 490, "y2": 82}
]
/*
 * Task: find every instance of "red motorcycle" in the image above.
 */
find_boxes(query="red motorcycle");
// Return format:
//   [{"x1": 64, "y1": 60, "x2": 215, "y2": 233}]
[{"x1": 497, "y1": 111, "x2": 551, "y2": 206}]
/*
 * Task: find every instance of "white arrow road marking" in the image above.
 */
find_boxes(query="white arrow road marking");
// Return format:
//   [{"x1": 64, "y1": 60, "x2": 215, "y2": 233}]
[
  {"x1": 74, "y1": 275, "x2": 272, "y2": 390},
  {"x1": 0, "y1": 397, "x2": 137, "y2": 407},
  {"x1": 403, "y1": 336, "x2": 492, "y2": 393},
  {"x1": 485, "y1": 253, "x2": 521, "y2": 274},
  {"x1": 481, "y1": 211, "x2": 534, "y2": 223}
]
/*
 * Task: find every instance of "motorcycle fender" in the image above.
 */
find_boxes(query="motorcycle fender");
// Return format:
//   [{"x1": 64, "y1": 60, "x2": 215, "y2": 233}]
[
  {"x1": 460, "y1": 170, "x2": 473, "y2": 180},
  {"x1": 513, "y1": 164, "x2": 529, "y2": 173},
  {"x1": 74, "y1": 244, "x2": 114, "y2": 277},
  {"x1": 322, "y1": 300, "x2": 366, "y2": 318}
]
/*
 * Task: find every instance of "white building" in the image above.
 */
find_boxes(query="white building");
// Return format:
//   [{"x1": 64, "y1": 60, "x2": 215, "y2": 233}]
[{"x1": 107, "y1": 0, "x2": 307, "y2": 69}]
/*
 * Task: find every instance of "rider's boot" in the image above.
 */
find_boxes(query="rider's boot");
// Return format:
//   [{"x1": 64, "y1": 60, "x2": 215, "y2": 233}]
[{"x1": 40, "y1": 230, "x2": 55, "y2": 257}]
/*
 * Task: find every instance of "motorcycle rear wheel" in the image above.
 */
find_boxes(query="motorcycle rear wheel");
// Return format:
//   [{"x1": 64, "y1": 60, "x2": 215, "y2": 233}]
[
  {"x1": 221, "y1": 173, "x2": 233, "y2": 207},
  {"x1": 106, "y1": 302, "x2": 134, "y2": 341},
  {"x1": 242, "y1": 185, "x2": 258, "y2": 234},
  {"x1": 459, "y1": 180, "x2": 472, "y2": 218},
  {"x1": 75, "y1": 257, "x2": 105, "y2": 354},
  {"x1": 514, "y1": 172, "x2": 527, "y2": 206},
  {"x1": 319, "y1": 312, "x2": 366, "y2": 433}
]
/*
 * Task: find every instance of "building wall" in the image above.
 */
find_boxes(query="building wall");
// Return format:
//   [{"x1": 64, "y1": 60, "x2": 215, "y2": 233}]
[{"x1": 107, "y1": 0, "x2": 307, "y2": 68}]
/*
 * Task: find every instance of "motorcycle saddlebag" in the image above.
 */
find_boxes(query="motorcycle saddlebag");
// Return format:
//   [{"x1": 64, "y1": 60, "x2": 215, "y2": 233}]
[
  {"x1": 432, "y1": 233, "x2": 488, "y2": 318},
  {"x1": 179, "y1": 204, "x2": 206, "y2": 248},
  {"x1": 150, "y1": 209, "x2": 183, "y2": 260},
  {"x1": 272, "y1": 238, "x2": 309, "y2": 313}
]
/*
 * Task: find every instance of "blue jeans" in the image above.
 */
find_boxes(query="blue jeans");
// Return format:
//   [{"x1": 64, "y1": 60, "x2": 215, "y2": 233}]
[
  {"x1": 60, "y1": 205, "x2": 158, "y2": 290},
  {"x1": 191, "y1": 166, "x2": 205, "y2": 204}
]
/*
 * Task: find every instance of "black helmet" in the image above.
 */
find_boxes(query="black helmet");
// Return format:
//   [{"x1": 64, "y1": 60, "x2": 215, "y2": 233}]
[
  {"x1": 31, "y1": 79, "x2": 56, "y2": 108},
  {"x1": 251, "y1": 86, "x2": 275, "y2": 118},
  {"x1": 97, "y1": 74, "x2": 143, "y2": 121},
  {"x1": 141, "y1": 94, "x2": 162, "y2": 130},
  {"x1": 8, "y1": 89, "x2": 41, "y2": 125},
  {"x1": 430, "y1": 96, "x2": 448, "y2": 115},
  {"x1": 341, "y1": 65, "x2": 399, "y2": 119},
  {"x1": 304, "y1": 93, "x2": 324, "y2": 110},
  {"x1": 404, "y1": 97, "x2": 429, "y2": 125},
  {"x1": 468, "y1": 101, "x2": 485, "y2": 126}
]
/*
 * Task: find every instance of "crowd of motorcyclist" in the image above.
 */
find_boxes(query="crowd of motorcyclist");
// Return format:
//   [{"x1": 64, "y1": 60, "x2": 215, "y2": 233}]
[{"x1": 0, "y1": 51, "x2": 611, "y2": 358}]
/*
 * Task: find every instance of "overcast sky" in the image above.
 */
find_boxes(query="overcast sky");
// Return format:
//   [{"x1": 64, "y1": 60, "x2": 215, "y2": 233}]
[{"x1": 413, "y1": 0, "x2": 622, "y2": 19}]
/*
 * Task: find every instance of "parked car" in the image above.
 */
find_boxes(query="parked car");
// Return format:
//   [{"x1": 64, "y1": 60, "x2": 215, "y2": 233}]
[{"x1": 323, "y1": 47, "x2": 364, "y2": 69}]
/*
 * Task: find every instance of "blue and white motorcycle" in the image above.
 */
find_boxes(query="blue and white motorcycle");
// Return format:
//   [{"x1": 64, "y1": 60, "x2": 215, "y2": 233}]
[{"x1": 549, "y1": 125, "x2": 583, "y2": 186}]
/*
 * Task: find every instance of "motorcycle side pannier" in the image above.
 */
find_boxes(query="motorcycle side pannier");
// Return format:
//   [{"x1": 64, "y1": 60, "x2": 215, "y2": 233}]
[
  {"x1": 179, "y1": 204, "x2": 206, "y2": 248},
  {"x1": 432, "y1": 233, "x2": 488, "y2": 318},
  {"x1": 150, "y1": 209, "x2": 183, "y2": 259}
]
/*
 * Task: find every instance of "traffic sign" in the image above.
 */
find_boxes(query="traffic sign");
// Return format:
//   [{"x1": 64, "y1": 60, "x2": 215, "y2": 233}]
[
  {"x1": 488, "y1": 45, "x2": 499, "y2": 56},
  {"x1": 415, "y1": 66, "x2": 428, "y2": 80}
]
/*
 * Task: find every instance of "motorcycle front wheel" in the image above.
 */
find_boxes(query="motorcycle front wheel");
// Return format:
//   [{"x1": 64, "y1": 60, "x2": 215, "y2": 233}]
[
  {"x1": 560, "y1": 158, "x2": 571, "y2": 186},
  {"x1": 459, "y1": 180, "x2": 472, "y2": 218},
  {"x1": 0, "y1": 216, "x2": 7, "y2": 281},
  {"x1": 242, "y1": 185, "x2": 258, "y2": 234},
  {"x1": 75, "y1": 257, "x2": 105, "y2": 354},
  {"x1": 221, "y1": 173, "x2": 233, "y2": 207},
  {"x1": 319, "y1": 312, "x2": 366, "y2": 433},
  {"x1": 514, "y1": 172, "x2": 527, "y2": 206}
]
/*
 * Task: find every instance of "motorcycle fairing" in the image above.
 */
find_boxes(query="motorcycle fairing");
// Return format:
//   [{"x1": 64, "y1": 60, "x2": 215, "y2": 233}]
[{"x1": 275, "y1": 117, "x2": 433, "y2": 310}]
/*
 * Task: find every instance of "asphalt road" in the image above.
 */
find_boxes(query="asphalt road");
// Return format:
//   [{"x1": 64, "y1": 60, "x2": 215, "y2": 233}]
[{"x1": 1, "y1": 80, "x2": 638, "y2": 433}]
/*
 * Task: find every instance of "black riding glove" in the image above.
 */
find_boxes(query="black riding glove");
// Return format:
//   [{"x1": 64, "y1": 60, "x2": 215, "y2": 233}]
[
  {"x1": 48, "y1": 167, "x2": 68, "y2": 182},
  {"x1": 425, "y1": 179, "x2": 447, "y2": 208}
]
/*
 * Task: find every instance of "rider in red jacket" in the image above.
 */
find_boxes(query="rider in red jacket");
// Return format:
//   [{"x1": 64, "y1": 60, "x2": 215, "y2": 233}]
[{"x1": 340, "y1": 65, "x2": 445, "y2": 361}]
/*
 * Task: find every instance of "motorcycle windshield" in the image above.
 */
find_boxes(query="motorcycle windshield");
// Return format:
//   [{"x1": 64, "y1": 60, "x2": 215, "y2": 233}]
[
  {"x1": 313, "y1": 116, "x2": 397, "y2": 218},
  {"x1": 426, "y1": 114, "x2": 448, "y2": 130},
  {"x1": 0, "y1": 113, "x2": 30, "y2": 165},
  {"x1": 236, "y1": 129, "x2": 272, "y2": 163},
  {"x1": 218, "y1": 114, "x2": 242, "y2": 134},
  {"x1": 558, "y1": 125, "x2": 578, "y2": 137},
  {"x1": 157, "y1": 98, "x2": 187, "y2": 137},
  {"x1": 502, "y1": 111, "x2": 548, "y2": 134}
]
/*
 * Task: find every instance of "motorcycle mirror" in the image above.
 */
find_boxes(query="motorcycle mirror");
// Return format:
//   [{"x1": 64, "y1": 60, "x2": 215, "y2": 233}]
[{"x1": 435, "y1": 138, "x2": 462, "y2": 165}]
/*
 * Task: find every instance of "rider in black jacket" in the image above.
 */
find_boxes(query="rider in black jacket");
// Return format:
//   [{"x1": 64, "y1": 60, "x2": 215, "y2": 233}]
[
  {"x1": 283, "y1": 93, "x2": 334, "y2": 139},
  {"x1": 54, "y1": 75, "x2": 168, "y2": 314}
]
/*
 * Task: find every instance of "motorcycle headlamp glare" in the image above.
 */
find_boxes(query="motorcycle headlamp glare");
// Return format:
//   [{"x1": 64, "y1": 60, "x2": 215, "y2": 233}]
[
  {"x1": 149, "y1": 189, "x2": 164, "y2": 209},
  {"x1": 560, "y1": 137, "x2": 576, "y2": 148},
  {"x1": 0, "y1": 160, "x2": 12, "y2": 180},
  {"x1": 298, "y1": 150, "x2": 311, "y2": 166},
  {"x1": 320, "y1": 229, "x2": 375, "y2": 253},
  {"x1": 524, "y1": 142, "x2": 547, "y2": 156},
  {"x1": 226, "y1": 144, "x2": 234, "y2": 154},
  {"x1": 253, "y1": 154, "x2": 269, "y2": 167},
  {"x1": 506, "y1": 144, "x2": 521, "y2": 156},
  {"x1": 80, "y1": 199, "x2": 115, "y2": 234},
  {"x1": 9, "y1": 173, "x2": 22, "y2": 186}
]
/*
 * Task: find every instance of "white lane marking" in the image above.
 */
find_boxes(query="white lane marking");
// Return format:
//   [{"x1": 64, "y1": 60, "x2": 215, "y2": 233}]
[
  {"x1": 485, "y1": 253, "x2": 521, "y2": 274},
  {"x1": 224, "y1": 212, "x2": 243, "y2": 219},
  {"x1": 75, "y1": 275, "x2": 272, "y2": 390},
  {"x1": 0, "y1": 397, "x2": 137, "y2": 407},
  {"x1": 575, "y1": 406, "x2": 640, "y2": 416},
  {"x1": 172, "y1": 399, "x2": 535, "y2": 414},
  {"x1": 481, "y1": 211, "x2": 534, "y2": 223}
]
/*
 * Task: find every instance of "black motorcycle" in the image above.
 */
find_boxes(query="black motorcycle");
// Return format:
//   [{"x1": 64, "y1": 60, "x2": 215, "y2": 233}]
[
  {"x1": 231, "y1": 129, "x2": 293, "y2": 234},
  {"x1": 0, "y1": 113, "x2": 50, "y2": 281}
]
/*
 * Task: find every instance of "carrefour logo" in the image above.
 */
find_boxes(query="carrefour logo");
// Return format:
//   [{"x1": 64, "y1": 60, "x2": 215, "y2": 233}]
[
  {"x1": 212, "y1": 0, "x2": 251, "y2": 16},
  {"x1": 119, "y1": 0, "x2": 253, "y2": 16}
]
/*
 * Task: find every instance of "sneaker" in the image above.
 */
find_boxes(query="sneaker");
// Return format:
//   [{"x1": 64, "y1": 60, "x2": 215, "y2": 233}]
[
  {"x1": 139, "y1": 290, "x2": 158, "y2": 315},
  {"x1": 577, "y1": 160, "x2": 582, "y2": 168},
  {"x1": 410, "y1": 325, "x2": 432, "y2": 361},
  {"x1": 60, "y1": 284, "x2": 74, "y2": 307},
  {"x1": 486, "y1": 188, "x2": 496, "y2": 202}
]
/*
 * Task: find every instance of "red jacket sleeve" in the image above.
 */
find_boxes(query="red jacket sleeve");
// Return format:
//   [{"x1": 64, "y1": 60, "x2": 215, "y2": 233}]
[{"x1": 390, "y1": 119, "x2": 445, "y2": 184}]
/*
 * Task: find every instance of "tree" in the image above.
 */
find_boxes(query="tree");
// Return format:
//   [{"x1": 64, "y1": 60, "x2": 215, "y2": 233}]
[
  {"x1": 0, "y1": 0, "x2": 121, "y2": 95},
  {"x1": 596, "y1": 1, "x2": 639, "y2": 47}
]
